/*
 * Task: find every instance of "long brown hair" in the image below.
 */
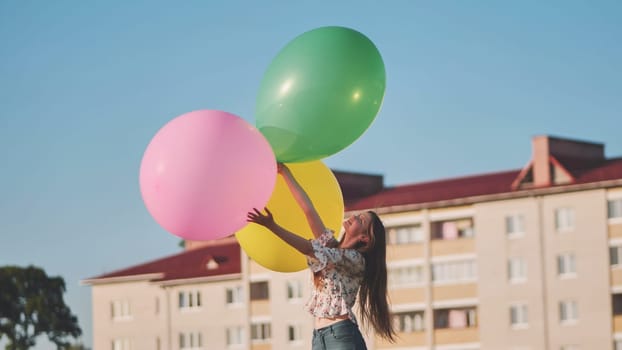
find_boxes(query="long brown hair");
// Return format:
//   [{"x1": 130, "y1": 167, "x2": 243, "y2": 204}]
[{"x1": 358, "y1": 211, "x2": 396, "y2": 342}]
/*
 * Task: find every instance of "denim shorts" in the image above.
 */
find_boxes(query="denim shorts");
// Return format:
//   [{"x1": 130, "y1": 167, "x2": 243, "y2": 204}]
[{"x1": 311, "y1": 319, "x2": 367, "y2": 350}]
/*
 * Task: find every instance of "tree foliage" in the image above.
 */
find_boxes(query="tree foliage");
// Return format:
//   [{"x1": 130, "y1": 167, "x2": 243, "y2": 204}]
[{"x1": 0, "y1": 265, "x2": 82, "y2": 350}]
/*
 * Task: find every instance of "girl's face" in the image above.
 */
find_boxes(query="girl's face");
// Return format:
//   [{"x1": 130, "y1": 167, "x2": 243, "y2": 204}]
[{"x1": 343, "y1": 212, "x2": 374, "y2": 252}]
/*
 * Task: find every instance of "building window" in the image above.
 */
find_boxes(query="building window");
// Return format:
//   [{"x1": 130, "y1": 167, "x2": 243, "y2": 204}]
[
  {"x1": 559, "y1": 300, "x2": 578, "y2": 323},
  {"x1": 226, "y1": 326, "x2": 244, "y2": 347},
  {"x1": 179, "y1": 291, "x2": 202, "y2": 309},
  {"x1": 286, "y1": 280, "x2": 303, "y2": 301},
  {"x1": 612, "y1": 294, "x2": 622, "y2": 315},
  {"x1": 510, "y1": 303, "x2": 528, "y2": 328},
  {"x1": 112, "y1": 339, "x2": 131, "y2": 350},
  {"x1": 432, "y1": 219, "x2": 474, "y2": 240},
  {"x1": 434, "y1": 308, "x2": 477, "y2": 329},
  {"x1": 394, "y1": 311, "x2": 425, "y2": 333},
  {"x1": 389, "y1": 264, "x2": 425, "y2": 287},
  {"x1": 287, "y1": 324, "x2": 302, "y2": 343},
  {"x1": 611, "y1": 246, "x2": 622, "y2": 267},
  {"x1": 609, "y1": 199, "x2": 622, "y2": 219},
  {"x1": 506, "y1": 214, "x2": 525, "y2": 238},
  {"x1": 555, "y1": 208, "x2": 575, "y2": 232},
  {"x1": 251, "y1": 322, "x2": 271, "y2": 343},
  {"x1": 179, "y1": 332, "x2": 202, "y2": 349},
  {"x1": 250, "y1": 281, "x2": 269, "y2": 301},
  {"x1": 508, "y1": 257, "x2": 527, "y2": 283},
  {"x1": 557, "y1": 253, "x2": 576, "y2": 277},
  {"x1": 111, "y1": 300, "x2": 131, "y2": 320},
  {"x1": 431, "y1": 259, "x2": 477, "y2": 284},
  {"x1": 226, "y1": 286, "x2": 244, "y2": 305},
  {"x1": 389, "y1": 225, "x2": 424, "y2": 244}
]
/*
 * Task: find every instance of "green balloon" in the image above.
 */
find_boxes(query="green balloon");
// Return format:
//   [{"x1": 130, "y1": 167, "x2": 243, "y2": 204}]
[{"x1": 256, "y1": 26, "x2": 386, "y2": 162}]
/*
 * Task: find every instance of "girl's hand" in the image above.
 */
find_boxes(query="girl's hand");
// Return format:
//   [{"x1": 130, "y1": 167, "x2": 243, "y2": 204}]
[{"x1": 246, "y1": 207, "x2": 276, "y2": 229}]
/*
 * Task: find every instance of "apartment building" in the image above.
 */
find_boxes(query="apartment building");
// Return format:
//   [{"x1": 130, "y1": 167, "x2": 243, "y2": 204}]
[{"x1": 84, "y1": 135, "x2": 622, "y2": 350}]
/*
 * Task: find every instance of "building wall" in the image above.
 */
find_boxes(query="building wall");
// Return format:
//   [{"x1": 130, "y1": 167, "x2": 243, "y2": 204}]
[
  {"x1": 91, "y1": 277, "x2": 249, "y2": 350},
  {"x1": 247, "y1": 259, "x2": 314, "y2": 350},
  {"x1": 90, "y1": 185, "x2": 622, "y2": 350},
  {"x1": 168, "y1": 279, "x2": 249, "y2": 350},
  {"x1": 473, "y1": 189, "x2": 615, "y2": 350},
  {"x1": 540, "y1": 190, "x2": 612, "y2": 350},
  {"x1": 476, "y1": 197, "x2": 547, "y2": 350},
  {"x1": 92, "y1": 280, "x2": 168, "y2": 350}
]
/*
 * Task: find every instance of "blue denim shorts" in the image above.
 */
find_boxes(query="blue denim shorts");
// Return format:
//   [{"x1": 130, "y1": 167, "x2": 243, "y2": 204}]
[{"x1": 311, "y1": 319, "x2": 367, "y2": 350}]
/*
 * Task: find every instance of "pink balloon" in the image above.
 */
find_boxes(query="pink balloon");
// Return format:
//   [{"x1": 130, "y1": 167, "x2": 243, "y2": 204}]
[{"x1": 139, "y1": 110, "x2": 276, "y2": 241}]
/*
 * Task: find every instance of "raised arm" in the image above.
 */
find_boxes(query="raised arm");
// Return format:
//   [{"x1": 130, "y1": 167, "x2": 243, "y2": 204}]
[
  {"x1": 278, "y1": 164, "x2": 327, "y2": 239},
  {"x1": 247, "y1": 208, "x2": 314, "y2": 256}
]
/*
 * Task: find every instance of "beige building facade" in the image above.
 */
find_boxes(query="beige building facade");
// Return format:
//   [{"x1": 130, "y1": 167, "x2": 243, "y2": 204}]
[{"x1": 84, "y1": 135, "x2": 622, "y2": 350}]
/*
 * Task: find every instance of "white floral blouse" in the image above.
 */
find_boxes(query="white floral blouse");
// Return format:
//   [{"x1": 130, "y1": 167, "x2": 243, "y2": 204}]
[{"x1": 304, "y1": 229, "x2": 365, "y2": 323}]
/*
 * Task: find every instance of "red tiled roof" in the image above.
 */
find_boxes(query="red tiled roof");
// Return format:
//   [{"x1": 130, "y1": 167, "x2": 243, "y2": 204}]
[
  {"x1": 346, "y1": 157, "x2": 622, "y2": 211},
  {"x1": 346, "y1": 170, "x2": 521, "y2": 210},
  {"x1": 86, "y1": 242, "x2": 241, "y2": 282},
  {"x1": 557, "y1": 156, "x2": 622, "y2": 183}
]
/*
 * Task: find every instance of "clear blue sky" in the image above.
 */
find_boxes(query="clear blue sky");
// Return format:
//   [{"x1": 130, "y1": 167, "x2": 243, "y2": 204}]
[{"x1": 1, "y1": 1, "x2": 621, "y2": 348}]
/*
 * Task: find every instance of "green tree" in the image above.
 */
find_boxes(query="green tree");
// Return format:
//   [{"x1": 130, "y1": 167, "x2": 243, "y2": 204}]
[{"x1": 0, "y1": 265, "x2": 82, "y2": 350}]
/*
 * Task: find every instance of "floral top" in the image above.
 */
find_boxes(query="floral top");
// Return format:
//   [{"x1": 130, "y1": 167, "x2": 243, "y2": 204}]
[{"x1": 304, "y1": 229, "x2": 365, "y2": 323}]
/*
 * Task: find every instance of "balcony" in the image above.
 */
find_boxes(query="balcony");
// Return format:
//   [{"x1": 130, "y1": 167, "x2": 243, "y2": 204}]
[
  {"x1": 251, "y1": 343, "x2": 271, "y2": 350},
  {"x1": 388, "y1": 243, "x2": 425, "y2": 260},
  {"x1": 610, "y1": 222, "x2": 622, "y2": 239},
  {"x1": 433, "y1": 307, "x2": 478, "y2": 344},
  {"x1": 389, "y1": 287, "x2": 425, "y2": 304},
  {"x1": 250, "y1": 281, "x2": 270, "y2": 316},
  {"x1": 433, "y1": 327, "x2": 479, "y2": 344},
  {"x1": 376, "y1": 331, "x2": 426, "y2": 348},
  {"x1": 432, "y1": 283, "x2": 478, "y2": 302},
  {"x1": 430, "y1": 219, "x2": 475, "y2": 256},
  {"x1": 431, "y1": 219, "x2": 474, "y2": 240},
  {"x1": 611, "y1": 269, "x2": 622, "y2": 286},
  {"x1": 430, "y1": 238, "x2": 475, "y2": 256},
  {"x1": 613, "y1": 294, "x2": 622, "y2": 332},
  {"x1": 380, "y1": 311, "x2": 427, "y2": 348},
  {"x1": 250, "y1": 300, "x2": 270, "y2": 315}
]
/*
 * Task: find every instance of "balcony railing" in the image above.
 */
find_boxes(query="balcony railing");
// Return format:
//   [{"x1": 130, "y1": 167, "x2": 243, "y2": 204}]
[
  {"x1": 433, "y1": 327, "x2": 479, "y2": 344},
  {"x1": 376, "y1": 331, "x2": 426, "y2": 348},
  {"x1": 430, "y1": 238, "x2": 476, "y2": 256}
]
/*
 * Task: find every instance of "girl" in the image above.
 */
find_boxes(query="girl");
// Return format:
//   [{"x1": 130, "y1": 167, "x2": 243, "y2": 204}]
[{"x1": 247, "y1": 164, "x2": 396, "y2": 349}]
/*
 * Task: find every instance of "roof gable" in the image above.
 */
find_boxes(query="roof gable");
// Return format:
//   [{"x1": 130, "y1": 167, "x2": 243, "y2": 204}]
[{"x1": 512, "y1": 156, "x2": 576, "y2": 190}]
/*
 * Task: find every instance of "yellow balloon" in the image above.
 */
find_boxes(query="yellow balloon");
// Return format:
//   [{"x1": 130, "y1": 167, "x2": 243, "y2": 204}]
[{"x1": 235, "y1": 161, "x2": 344, "y2": 272}]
